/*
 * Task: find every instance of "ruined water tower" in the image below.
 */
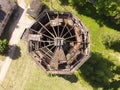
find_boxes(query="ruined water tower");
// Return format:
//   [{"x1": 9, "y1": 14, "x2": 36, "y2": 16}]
[
  {"x1": 23, "y1": 1, "x2": 90, "y2": 75},
  {"x1": 24, "y1": 11, "x2": 90, "y2": 74}
]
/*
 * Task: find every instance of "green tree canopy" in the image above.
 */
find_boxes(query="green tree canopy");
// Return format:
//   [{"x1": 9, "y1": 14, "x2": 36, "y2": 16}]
[{"x1": 67, "y1": 0, "x2": 120, "y2": 25}]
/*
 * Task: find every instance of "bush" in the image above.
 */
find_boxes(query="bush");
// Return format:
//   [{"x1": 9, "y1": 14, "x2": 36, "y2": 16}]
[
  {"x1": 0, "y1": 39, "x2": 9, "y2": 55},
  {"x1": 102, "y1": 33, "x2": 120, "y2": 52}
]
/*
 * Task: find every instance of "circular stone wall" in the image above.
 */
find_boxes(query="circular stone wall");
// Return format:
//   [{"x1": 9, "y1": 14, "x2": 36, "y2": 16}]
[{"x1": 28, "y1": 11, "x2": 90, "y2": 75}]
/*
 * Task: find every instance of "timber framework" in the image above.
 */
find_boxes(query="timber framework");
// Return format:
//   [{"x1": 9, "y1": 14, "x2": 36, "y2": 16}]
[{"x1": 23, "y1": 10, "x2": 90, "y2": 75}]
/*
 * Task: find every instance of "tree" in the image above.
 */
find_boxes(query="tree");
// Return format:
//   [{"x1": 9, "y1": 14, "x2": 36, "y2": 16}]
[
  {"x1": 95, "y1": 0, "x2": 120, "y2": 25},
  {"x1": 0, "y1": 39, "x2": 9, "y2": 55},
  {"x1": 67, "y1": 0, "x2": 120, "y2": 25}
]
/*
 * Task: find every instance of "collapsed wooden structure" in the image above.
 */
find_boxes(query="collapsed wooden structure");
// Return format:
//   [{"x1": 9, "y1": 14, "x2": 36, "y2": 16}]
[
  {"x1": 0, "y1": 0, "x2": 15, "y2": 36},
  {"x1": 24, "y1": 10, "x2": 90, "y2": 75}
]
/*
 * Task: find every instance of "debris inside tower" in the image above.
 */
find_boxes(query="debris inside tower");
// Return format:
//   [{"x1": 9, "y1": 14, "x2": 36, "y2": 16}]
[{"x1": 23, "y1": 10, "x2": 90, "y2": 75}]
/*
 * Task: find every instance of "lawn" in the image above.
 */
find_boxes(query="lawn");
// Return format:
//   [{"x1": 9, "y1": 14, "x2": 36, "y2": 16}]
[
  {"x1": 0, "y1": 41, "x2": 93, "y2": 90},
  {"x1": 0, "y1": 0, "x2": 120, "y2": 90}
]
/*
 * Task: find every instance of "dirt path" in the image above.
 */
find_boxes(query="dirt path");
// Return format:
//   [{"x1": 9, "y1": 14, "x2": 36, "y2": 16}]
[{"x1": 0, "y1": 0, "x2": 34, "y2": 84}]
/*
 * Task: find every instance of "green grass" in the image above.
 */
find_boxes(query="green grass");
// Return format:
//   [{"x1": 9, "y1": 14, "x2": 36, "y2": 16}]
[
  {"x1": 0, "y1": 41, "x2": 93, "y2": 90},
  {"x1": 0, "y1": 0, "x2": 120, "y2": 90}
]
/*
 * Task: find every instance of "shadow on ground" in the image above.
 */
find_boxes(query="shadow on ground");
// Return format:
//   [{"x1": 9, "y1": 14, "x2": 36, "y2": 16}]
[
  {"x1": 47, "y1": 52, "x2": 120, "y2": 90},
  {"x1": 8, "y1": 45, "x2": 21, "y2": 60},
  {"x1": 58, "y1": 74, "x2": 78, "y2": 83},
  {"x1": 0, "y1": 44, "x2": 21, "y2": 61},
  {"x1": 47, "y1": 73, "x2": 78, "y2": 83},
  {"x1": 79, "y1": 52, "x2": 120, "y2": 90},
  {"x1": 105, "y1": 41, "x2": 120, "y2": 53},
  {"x1": 54, "y1": 52, "x2": 120, "y2": 89}
]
